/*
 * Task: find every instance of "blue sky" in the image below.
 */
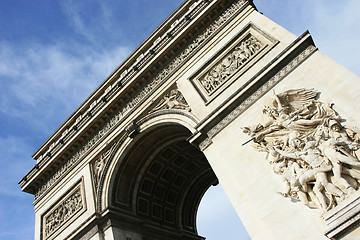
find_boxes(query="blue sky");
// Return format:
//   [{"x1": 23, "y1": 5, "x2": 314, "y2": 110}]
[{"x1": 0, "y1": 0, "x2": 359, "y2": 239}]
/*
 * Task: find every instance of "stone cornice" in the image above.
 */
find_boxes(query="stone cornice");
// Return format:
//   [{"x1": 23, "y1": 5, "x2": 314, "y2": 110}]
[
  {"x1": 324, "y1": 192, "x2": 360, "y2": 238},
  {"x1": 20, "y1": 0, "x2": 252, "y2": 198},
  {"x1": 31, "y1": 0, "x2": 212, "y2": 163}
]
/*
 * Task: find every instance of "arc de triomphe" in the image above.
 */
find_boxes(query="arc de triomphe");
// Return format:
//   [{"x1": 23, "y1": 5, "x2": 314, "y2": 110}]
[{"x1": 20, "y1": 0, "x2": 360, "y2": 239}]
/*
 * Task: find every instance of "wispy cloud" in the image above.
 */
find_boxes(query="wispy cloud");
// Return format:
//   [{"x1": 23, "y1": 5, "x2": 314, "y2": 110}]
[
  {"x1": 0, "y1": 0, "x2": 133, "y2": 136},
  {"x1": 61, "y1": 1, "x2": 96, "y2": 44},
  {"x1": 0, "y1": 0, "x2": 131, "y2": 196},
  {"x1": 0, "y1": 27, "x2": 130, "y2": 239},
  {"x1": 60, "y1": 0, "x2": 120, "y2": 46},
  {"x1": 0, "y1": 41, "x2": 130, "y2": 133}
]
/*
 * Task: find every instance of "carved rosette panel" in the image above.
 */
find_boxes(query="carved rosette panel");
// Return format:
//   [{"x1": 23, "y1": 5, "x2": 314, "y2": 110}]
[
  {"x1": 190, "y1": 23, "x2": 278, "y2": 103},
  {"x1": 149, "y1": 88, "x2": 191, "y2": 113},
  {"x1": 42, "y1": 180, "x2": 86, "y2": 239},
  {"x1": 243, "y1": 88, "x2": 360, "y2": 214}
]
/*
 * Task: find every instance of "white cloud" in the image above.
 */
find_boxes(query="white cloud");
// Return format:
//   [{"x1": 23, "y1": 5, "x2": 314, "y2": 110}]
[
  {"x1": 0, "y1": 40, "x2": 130, "y2": 133},
  {"x1": 0, "y1": 0, "x2": 133, "y2": 135},
  {"x1": 61, "y1": 1, "x2": 95, "y2": 43},
  {"x1": 60, "y1": 0, "x2": 119, "y2": 46}
]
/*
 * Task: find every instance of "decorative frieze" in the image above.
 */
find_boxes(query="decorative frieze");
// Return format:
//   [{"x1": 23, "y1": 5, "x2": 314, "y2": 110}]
[
  {"x1": 200, "y1": 35, "x2": 263, "y2": 94},
  {"x1": 42, "y1": 180, "x2": 86, "y2": 239},
  {"x1": 190, "y1": 23, "x2": 278, "y2": 102},
  {"x1": 33, "y1": 0, "x2": 248, "y2": 201}
]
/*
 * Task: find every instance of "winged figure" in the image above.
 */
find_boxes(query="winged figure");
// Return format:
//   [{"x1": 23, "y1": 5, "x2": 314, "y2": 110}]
[{"x1": 243, "y1": 88, "x2": 360, "y2": 213}]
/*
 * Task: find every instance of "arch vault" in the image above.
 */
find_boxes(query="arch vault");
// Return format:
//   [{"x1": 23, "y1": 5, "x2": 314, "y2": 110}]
[{"x1": 100, "y1": 114, "x2": 217, "y2": 239}]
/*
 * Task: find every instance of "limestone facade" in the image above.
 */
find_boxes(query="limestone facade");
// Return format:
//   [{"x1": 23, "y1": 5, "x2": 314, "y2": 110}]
[{"x1": 20, "y1": 0, "x2": 360, "y2": 239}]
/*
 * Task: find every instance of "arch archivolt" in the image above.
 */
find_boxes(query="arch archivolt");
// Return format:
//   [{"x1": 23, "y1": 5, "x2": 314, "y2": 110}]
[
  {"x1": 136, "y1": 109, "x2": 199, "y2": 135},
  {"x1": 98, "y1": 110, "x2": 199, "y2": 210},
  {"x1": 93, "y1": 109, "x2": 217, "y2": 236},
  {"x1": 93, "y1": 110, "x2": 217, "y2": 236}
]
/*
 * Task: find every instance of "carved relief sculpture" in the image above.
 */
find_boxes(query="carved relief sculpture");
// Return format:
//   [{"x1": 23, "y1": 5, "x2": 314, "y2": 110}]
[
  {"x1": 190, "y1": 23, "x2": 278, "y2": 103},
  {"x1": 200, "y1": 34, "x2": 263, "y2": 95},
  {"x1": 150, "y1": 88, "x2": 191, "y2": 113},
  {"x1": 243, "y1": 88, "x2": 360, "y2": 213},
  {"x1": 42, "y1": 181, "x2": 85, "y2": 239},
  {"x1": 93, "y1": 146, "x2": 114, "y2": 188}
]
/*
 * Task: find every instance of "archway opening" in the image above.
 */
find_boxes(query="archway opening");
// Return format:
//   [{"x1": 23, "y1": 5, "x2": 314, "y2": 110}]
[
  {"x1": 109, "y1": 123, "x2": 218, "y2": 239},
  {"x1": 197, "y1": 184, "x2": 251, "y2": 240}
]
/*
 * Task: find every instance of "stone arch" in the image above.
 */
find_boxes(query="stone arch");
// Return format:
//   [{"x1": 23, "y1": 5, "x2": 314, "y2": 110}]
[{"x1": 99, "y1": 110, "x2": 218, "y2": 239}]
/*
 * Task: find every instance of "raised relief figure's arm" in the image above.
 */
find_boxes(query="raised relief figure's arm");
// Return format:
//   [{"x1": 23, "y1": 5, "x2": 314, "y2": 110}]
[{"x1": 273, "y1": 147, "x2": 301, "y2": 160}]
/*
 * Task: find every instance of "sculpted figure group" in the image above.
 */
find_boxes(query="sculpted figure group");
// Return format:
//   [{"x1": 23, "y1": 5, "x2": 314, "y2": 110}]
[
  {"x1": 44, "y1": 190, "x2": 83, "y2": 238},
  {"x1": 200, "y1": 35, "x2": 263, "y2": 94},
  {"x1": 243, "y1": 88, "x2": 360, "y2": 212}
]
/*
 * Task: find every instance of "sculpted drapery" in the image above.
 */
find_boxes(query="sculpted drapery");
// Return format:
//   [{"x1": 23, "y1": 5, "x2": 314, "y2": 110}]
[{"x1": 243, "y1": 88, "x2": 360, "y2": 213}]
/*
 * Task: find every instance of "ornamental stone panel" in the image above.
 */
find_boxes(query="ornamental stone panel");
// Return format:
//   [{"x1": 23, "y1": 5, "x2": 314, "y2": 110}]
[{"x1": 42, "y1": 180, "x2": 86, "y2": 239}]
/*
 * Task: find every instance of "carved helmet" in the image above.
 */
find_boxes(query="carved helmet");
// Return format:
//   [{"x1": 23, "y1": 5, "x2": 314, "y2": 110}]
[{"x1": 329, "y1": 119, "x2": 340, "y2": 129}]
